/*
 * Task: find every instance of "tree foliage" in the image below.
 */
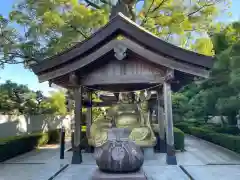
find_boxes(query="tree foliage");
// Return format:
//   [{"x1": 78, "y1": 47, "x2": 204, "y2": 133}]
[
  {"x1": 172, "y1": 20, "x2": 240, "y2": 125},
  {"x1": 0, "y1": 0, "x2": 231, "y2": 67},
  {"x1": 0, "y1": 80, "x2": 67, "y2": 115},
  {"x1": 47, "y1": 91, "x2": 67, "y2": 115}
]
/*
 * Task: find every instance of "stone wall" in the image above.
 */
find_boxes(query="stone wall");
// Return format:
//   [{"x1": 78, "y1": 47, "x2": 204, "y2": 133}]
[{"x1": 0, "y1": 114, "x2": 73, "y2": 138}]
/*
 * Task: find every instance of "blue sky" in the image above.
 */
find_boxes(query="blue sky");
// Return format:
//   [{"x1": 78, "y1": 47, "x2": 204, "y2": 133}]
[{"x1": 0, "y1": 0, "x2": 239, "y2": 96}]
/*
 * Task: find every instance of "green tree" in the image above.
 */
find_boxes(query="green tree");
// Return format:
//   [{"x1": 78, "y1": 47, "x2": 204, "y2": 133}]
[
  {"x1": 47, "y1": 91, "x2": 67, "y2": 115},
  {"x1": 0, "y1": 80, "x2": 69, "y2": 115},
  {"x1": 0, "y1": 80, "x2": 33, "y2": 114},
  {"x1": 173, "y1": 21, "x2": 240, "y2": 125},
  {"x1": 0, "y1": 0, "x2": 231, "y2": 67},
  {"x1": 172, "y1": 92, "x2": 189, "y2": 122}
]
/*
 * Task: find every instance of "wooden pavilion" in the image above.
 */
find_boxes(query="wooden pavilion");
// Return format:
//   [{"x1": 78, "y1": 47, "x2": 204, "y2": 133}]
[{"x1": 31, "y1": 13, "x2": 214, "y2": 165}]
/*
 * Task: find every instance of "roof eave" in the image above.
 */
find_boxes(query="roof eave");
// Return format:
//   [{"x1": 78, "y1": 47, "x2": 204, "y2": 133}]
[{"x1": 31, "y1": 13, "x2": 214, "y2": 74}]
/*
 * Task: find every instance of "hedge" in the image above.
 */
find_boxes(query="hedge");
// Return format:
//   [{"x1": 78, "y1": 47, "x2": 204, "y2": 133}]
[
  {"x1": 188, "y1": 127, "x2": 213, "y2": 140},
  {"x1": 176, "y1": 124, "x2": 240, "y2": 154},
  {"x1": 174, "y1": 127, "x2": 185, "y2": 151},
  {"x1": 189, "y1": 127, "x2": 240, "y2": 153},
  {"x1": 214, "y1": 127, "x2": 240, "y2": 135},
  {"x1": 175, "y1": 122, "x2": 191, "y2": 134},
  {"x1": 0, "y1": 129, "x2": 60, "y2": 162}
]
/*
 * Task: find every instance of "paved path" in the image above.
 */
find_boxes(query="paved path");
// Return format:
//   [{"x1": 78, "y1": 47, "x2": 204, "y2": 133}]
[
  {"x1": 0, "y1": 142, "x2": 71, "y2": 180},
  {"x1": 1, "y1": 136, "x2": 240, "y2": 180},
  {"x1": 177, "y1": 135, "x2": 240, "y2": 180},
  {"x1": 177, "y1": 135, "x2": 240, "y2": 165}
]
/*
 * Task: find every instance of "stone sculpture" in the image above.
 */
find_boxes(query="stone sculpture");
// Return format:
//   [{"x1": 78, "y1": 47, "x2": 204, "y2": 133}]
[
  {"x1": 94, "y1": 128, "x2": 144, "y2": 172},
  {"x1": 88, "y1": 92, "x2": 156, "y2": 148}
]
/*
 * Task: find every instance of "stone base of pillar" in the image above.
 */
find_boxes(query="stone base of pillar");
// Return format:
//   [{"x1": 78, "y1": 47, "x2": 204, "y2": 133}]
[
  {"x1": 154, "y1": 134, "x2": 166, "y2": 153},
  {"x1": 166, "y1": 155, "x2": 177, "y2": 165},
  {"x1": 166, "y1": 144, "x2": 177, "y2": 165},
  {"x1": 71, "y1": 146, "x2": 82, "y2": 164}
]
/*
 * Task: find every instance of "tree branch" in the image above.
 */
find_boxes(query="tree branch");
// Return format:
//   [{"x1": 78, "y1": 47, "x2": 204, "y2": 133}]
[
  {"x1": 151, "y1": 0, "x2": 167, "y2": 13},
  {"x1": 187, "y1": 2, "x2": 216, "y2": 17},
  {"x1": 84, "y1": 0, "x2": 101, "y2": 9},
  {"x1": 99, "y1": 0, "x2": 112, "y2": 6},
  {"x1": 68, "y1": 24, "x2": 89, "y2": 39},
  {"x1": 0, "y1": 57, "x2": 24, "y2": 65},
  {"x1": 141, "y1": 0, "x2": 155, "y2": 26},
  {"x1": 175, "y1": 0, "x2": 223, "y2": 33},
  {"x1": 164, "y1": 32, "x2": 171, "y2": 41},
  {"x1": 0, "y1": 52, "x2": 39, "y2": 63}
]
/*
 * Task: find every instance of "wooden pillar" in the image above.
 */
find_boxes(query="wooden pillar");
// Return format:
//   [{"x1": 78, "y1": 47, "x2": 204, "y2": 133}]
[
  {"x1": 71, "y1": 86, "x2": 83, "y2": 164},
  {"x1": 149, "y1": 108, "x2": 153, "y2": 124},
  {"x1": 86, "y1": 90, "x2": 92, "y2": 139},
  {"x1": 163, "y1": 80, "x2": 177, "y2": 165},
  {"x1": 86, "y1": 90, "x2": 93, "y2": 153},
  {"x1": 157, "y1": 88, "x2": 166, "y2": 153}
]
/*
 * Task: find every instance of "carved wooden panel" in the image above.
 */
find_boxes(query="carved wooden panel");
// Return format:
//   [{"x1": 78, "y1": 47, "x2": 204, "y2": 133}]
[{"x1": 80, "y1": 58, "x2": 165, "y2": 85}]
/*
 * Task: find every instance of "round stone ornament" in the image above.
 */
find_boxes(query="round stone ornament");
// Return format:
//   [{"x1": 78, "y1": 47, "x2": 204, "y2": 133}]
[{"x1": 94, "y1": 128, "x2": 144, "y2": 172}]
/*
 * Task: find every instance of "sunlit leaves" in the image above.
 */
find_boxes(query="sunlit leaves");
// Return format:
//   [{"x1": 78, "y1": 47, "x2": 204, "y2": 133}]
[
  {"x1": 138, "y1": 0, "x2": 229, "y2": 55},
  {"x1": 0, "y1": 0, "x2": 232, "y2": 67},
  {"x1": 191, "y1": 38, "x2": 214, "y2": 56},
  {"x1": 48, "y1": 91, "x2": 67, "y2": 115},
  {"x1": 1, "y1": 0, "x2": 109, "y2": 66}
]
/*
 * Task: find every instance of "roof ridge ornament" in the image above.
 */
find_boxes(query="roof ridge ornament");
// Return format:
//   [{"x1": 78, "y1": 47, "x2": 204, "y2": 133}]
[{"x1": 114, "y1": 43, "x2": 127, "y2": 60}]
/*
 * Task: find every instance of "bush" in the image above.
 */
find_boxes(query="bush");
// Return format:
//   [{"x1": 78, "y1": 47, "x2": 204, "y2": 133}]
[
  {"x1": 174, "y1": 127, "x2": 185, "y2": 151},
  {"x1": 191, "y1": 121, "x2": 205, "y2": 127},
  {"x1": 175, "y1": 120, "x2": 240, "y2": 154},
  {"x1": 48, "y1": 129, "x2": 60, "y2": 144},
  {"x1": 38, "y1": 133, "x2": 49, "y2": 146},
  {"x1": 0, "y1": 133, "x2": 45, "y2": 162},
  {"x1": 181, "y1": 126, "x2": 240, "y2": 154},
  {"x1": 208, "y1": 133, "x2": 240, "y2": 153},
  {"x1": 175, "y1": 122, "x2": 191, "y2": 134},
  {"x1": 188, "y1": 127, "x2": 213, "y2": 140},
  {"x1": 0, "y1": 129, "x2": 61, "y2": 162},
  {"x1": 214, "y1": 127, "x2": 240, "y2": 135}
]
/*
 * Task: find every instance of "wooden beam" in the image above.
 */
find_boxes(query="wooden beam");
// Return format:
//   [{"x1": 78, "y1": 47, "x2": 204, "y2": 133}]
[
  {"x1": 164, "y1": 69, "x2": 174, "y2": 83},
  {"x1": 38, "y1": 39, "x2": 209, "y2": 83},
  {"x1": 81, "y1": 74, "x2": 164, "y2": 86},
  {"x1": 120, "y1": 39, "x2": 210, "y2": 78},
  {"x1": 69, "y1": 72, "x2": 79, "y2": 86},
  {"x1": 38, "y1": 40, "x2": 118, "y2": 82},
  {"x1": 83, "y1": 100, "x2": 117, "y2": 107}
]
